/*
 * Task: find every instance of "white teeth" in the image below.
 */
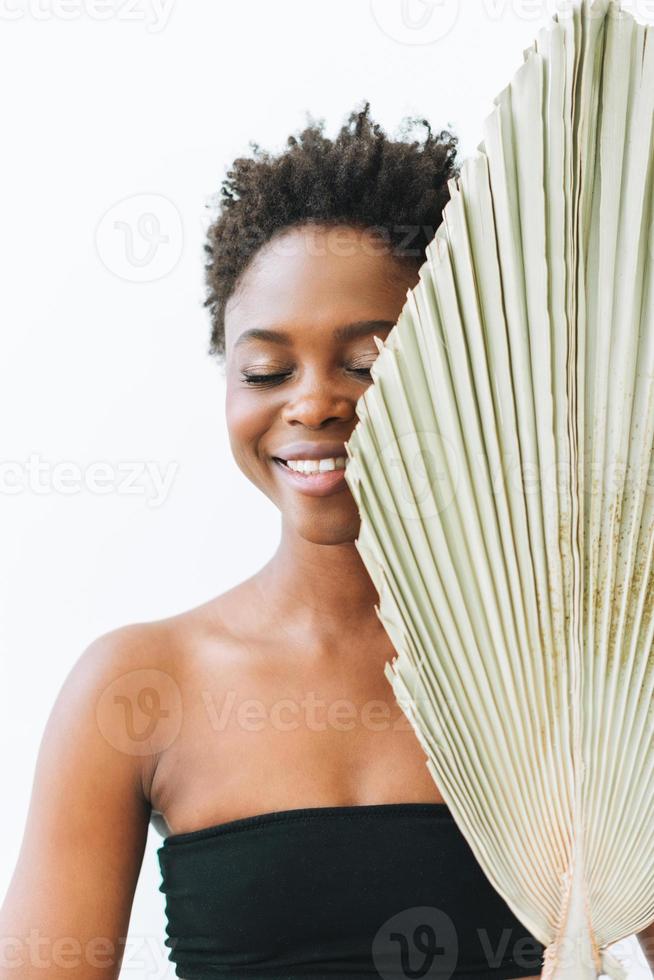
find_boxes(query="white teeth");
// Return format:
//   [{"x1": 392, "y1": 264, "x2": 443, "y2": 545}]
[{"x1": 285, "y1": 456, "x2": 347, "y2": 474}]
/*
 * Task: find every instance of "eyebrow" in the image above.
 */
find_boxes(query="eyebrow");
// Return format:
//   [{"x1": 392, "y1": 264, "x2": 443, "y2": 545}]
[{"x1": 233, "y1": 319, "x2": 396, "y2": 350}]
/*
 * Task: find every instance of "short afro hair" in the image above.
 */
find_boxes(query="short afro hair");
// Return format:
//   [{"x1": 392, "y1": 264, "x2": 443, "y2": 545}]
[{"x1": 204, "y1": 101, "x2": 460, "y2": 359}]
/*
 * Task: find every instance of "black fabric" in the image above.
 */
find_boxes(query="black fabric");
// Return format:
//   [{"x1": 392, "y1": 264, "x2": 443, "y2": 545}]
[{"x1": 157, "y1": 802, "x2": 545, "y2": 980}]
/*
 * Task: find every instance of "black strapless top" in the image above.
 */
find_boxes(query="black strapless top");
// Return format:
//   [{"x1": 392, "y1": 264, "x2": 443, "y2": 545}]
[{"x1": 157, "y1": 802, "x2": 545, "y2": 980}]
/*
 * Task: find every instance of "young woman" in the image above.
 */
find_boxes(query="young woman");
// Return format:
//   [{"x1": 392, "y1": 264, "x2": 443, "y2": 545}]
[{"x1": 5, "y1": 102, "x2": 636, "y2": 980}]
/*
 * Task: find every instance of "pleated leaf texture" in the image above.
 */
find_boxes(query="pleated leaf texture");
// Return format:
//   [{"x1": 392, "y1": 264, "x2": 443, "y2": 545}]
[{"x1": 344, "y1": 2, "x2": 654, "y2": 977}]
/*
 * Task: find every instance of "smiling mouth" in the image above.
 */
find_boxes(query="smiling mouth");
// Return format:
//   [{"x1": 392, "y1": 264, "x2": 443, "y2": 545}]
[
  {"x1": 271, "y1": 456, "x2": 350, "y2": 497},
  {"x1": 272, "y1": 456, "x2": 348, "y2": 475}
]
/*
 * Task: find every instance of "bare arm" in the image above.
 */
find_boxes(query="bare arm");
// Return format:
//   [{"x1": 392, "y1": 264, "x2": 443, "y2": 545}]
[{"x1": 0, "y1": 626, "x2": 159, "y2": 980}]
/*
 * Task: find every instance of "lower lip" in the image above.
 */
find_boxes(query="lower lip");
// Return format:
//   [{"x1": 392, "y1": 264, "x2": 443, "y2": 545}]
[{"x1": 273, "y1": 459, "x2": 348, "y2": 497}]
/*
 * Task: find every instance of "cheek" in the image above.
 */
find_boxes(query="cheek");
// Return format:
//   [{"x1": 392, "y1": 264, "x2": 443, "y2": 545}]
[{"x1": 225, "y1": 389, "x2": 274, "y2": 479}]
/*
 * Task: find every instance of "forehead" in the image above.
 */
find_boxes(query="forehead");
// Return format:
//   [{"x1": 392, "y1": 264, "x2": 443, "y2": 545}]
[{"x1": 224, "y1": 224, "x2": 415, "y2": 346}]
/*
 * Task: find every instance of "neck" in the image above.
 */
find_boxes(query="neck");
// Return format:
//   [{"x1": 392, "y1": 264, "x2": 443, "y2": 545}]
[{"x1": 254, "y1": 523, "x2": 387, "y2": 653}]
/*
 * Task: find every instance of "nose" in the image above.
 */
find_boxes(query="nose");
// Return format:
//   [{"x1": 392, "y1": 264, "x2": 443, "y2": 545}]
[{"x1": 280, "y1": 371, "x2": 356, "y2": 429}]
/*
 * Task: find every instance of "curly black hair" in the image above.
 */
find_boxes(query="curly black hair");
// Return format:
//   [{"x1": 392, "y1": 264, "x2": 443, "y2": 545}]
[{"x1": 204, "y1": 101, "x2": 460, "y2": 359}]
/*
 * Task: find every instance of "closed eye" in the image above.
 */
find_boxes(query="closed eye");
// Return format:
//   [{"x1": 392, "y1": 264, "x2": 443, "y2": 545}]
[
  {"x1": 241, "y1": 372, "x2": 291, "y2": 387},
  {"x1": 242, "y1": 367, "x2": 373, "y2": 386}
]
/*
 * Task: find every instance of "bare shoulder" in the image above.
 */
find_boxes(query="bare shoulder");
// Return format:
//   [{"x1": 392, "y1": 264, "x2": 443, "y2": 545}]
[
  {"x1": 40, "y1": 619, "x2": 180, "y2": 802},
  {"x1": 0, "y1": 618, "x2": 192, "y2": 979},
  {"x1": 69, "y1": 616, "x2": 182, "y2": 721},
  {"x1": 73, "y1": 618, "x2": 171, "y2": 679},
  {"x1": 73, "y1": 584, "x2": 244, "y2": 693},
  {"x1": 76, "y1": 586, "x2": 260, "y2": 790},
  {"x1": 68, "y1": 605, "x2": 228, "y2": 761}
]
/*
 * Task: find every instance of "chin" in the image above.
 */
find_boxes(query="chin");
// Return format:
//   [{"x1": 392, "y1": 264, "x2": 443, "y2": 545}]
[{"x1": 294, "y1": 509, "x2": 361, "y2": 546}]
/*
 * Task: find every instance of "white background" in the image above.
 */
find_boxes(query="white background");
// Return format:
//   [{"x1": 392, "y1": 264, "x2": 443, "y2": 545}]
[{"x1": 1, "y1": 0, "x2": 652, "y2": 976}]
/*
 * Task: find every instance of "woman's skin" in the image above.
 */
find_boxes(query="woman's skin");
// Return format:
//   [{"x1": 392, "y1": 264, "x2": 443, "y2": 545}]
[{"x1": 4, "y1": 221, "x2": 648, "y2": 978}]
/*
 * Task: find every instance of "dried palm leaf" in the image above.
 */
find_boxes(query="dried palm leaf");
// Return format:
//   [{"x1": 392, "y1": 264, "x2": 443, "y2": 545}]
[{"x1": 344, "y1": 2, "x2": 654, "y2": 977}]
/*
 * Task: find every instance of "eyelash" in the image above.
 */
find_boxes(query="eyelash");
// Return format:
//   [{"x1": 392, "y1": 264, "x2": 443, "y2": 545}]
[{"x1": 242, "y1": 367, "x2": 372, "y2": 387}]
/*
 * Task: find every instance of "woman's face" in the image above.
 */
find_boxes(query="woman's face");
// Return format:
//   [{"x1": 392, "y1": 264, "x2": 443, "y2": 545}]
[{"x1": 223, "y1": 223, "x2": 421, "y2": 545}]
